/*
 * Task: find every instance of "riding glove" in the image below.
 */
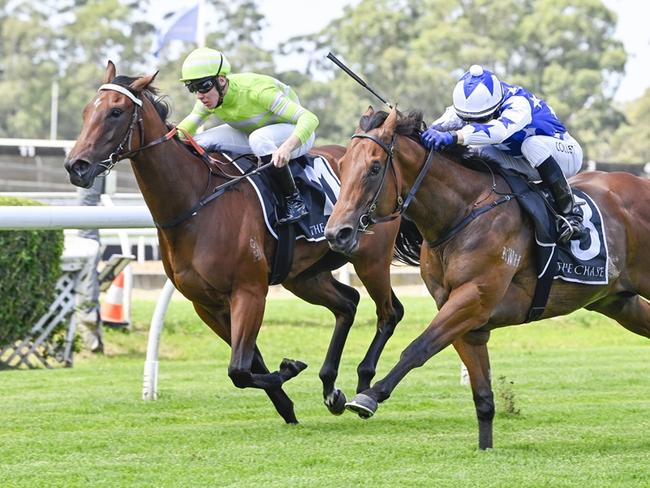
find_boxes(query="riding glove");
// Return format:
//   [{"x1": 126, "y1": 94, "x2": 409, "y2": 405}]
[{"x1": 421, "y1": 128, "x2": 455, "y2": 150}]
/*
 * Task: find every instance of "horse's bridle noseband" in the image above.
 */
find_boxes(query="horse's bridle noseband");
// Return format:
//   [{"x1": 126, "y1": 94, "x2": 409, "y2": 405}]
[
  {"x1": 94, "y1": 83, "x2": 178, "y2": 175},
  {"x1": 350, "y1": 132, "x2": 402, "y2": 231},
  {"x1": 95, "y1": 84, "x2": 145, "y2": 174},
  {"x1": 350, "y1": 131, "x2": 435, "y2": 232}
]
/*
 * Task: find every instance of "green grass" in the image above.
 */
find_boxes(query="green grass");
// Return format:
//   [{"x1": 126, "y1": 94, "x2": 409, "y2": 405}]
[{"x1": 1, "y1": 295, "x2": 649, "y2": 487}]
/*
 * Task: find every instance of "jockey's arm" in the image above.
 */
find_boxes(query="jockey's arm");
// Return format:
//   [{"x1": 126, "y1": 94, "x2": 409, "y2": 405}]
[
  {"x1": 455, "y1": 96, "x2": 532, "y2": 145},
  {"x1": 431, "y1": 106, "x2": 465, "y2": 131},
  {"x1": 272, "y1": 134, "x2": 303, "y2": 168},
  {"x1": 177, "y1": 101, "x2": 212, "y2": 138},
  {"x1": 260, "y1": 89, "x2": 319, "y2": 167}
]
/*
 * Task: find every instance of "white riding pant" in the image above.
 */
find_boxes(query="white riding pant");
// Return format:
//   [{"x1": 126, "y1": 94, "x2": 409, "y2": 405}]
[
  {"x1": 194, "y1": 123, "x2": 315, "y2": 158},
  {"x1": 475, "y1": 133, "x2": 583, "y2": 180}
]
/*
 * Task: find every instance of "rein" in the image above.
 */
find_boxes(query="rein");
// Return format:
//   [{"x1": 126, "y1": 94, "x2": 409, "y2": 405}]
[
  {"x1": 354, "y1": 130, "x2": 515, "y2": 247},
  {"x1": 95, "y1": 83, "x2": 271, "y2": 229},
  {"x1": 350, "y1": 132, "x2": 435, "y2": 231}
]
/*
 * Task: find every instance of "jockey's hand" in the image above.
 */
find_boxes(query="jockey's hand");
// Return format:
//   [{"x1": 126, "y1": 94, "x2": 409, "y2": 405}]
[
  {"x1": 272, "y1": 134, "x2": 302, "y2": 168},
  {"x1": 421, "y1": 128, "x2": 454, "y2": 151},
  {"x1": 271, "y1": 146, "x2": 291, "y2": 168}
]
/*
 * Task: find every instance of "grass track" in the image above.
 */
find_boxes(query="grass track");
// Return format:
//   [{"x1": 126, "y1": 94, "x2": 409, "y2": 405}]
[{"x1": 1, "y1": 296, "x2": 649, "y2": 487}]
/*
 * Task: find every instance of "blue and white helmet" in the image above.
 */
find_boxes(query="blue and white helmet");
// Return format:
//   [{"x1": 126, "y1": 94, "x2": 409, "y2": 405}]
[{"x1": 452, "y1": 65, "x2": 504, "y2": 121}]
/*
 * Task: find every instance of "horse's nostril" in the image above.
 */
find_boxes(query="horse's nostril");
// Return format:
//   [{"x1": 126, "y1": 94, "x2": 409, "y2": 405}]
[
  {"x1": 336, "y1": 226, "x2": 354, "y2": 245},
  {"x1": 67, "y1": 159, "x2": 90, "y2": 177}
]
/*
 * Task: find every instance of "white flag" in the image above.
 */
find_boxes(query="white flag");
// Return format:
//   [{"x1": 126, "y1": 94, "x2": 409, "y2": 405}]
[{"x1": 154, "y1": 2, "x2": 201, "y2": 56}]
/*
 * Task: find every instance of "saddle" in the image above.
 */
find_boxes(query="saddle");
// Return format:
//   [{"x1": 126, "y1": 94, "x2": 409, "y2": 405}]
[
  {"x1": 457, "y1": 150, "x2": 608, "y2": 322},
  {"x1": 229, "y1": 152, "x2": 341, "y2": 285}
]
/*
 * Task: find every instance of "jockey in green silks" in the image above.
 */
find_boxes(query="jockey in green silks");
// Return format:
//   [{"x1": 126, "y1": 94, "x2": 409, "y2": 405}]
[{"x1": 178, "y1": 47, "x2": 319, "y2": 225}]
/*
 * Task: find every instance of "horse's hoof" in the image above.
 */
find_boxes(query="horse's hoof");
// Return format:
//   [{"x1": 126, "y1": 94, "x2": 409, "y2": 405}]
[
  {"x1": 324, "y1": 388, "x2": 347, "y2": 416},
  {"x1": 345, "y1": 393, "x2": 378, "y2": 419},
  {"x1": 279, "y1": 358, "x2": 308, "y2": 378}
]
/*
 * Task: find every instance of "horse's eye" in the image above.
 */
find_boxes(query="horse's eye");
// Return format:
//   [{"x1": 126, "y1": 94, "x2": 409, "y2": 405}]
[
  {"x1": 109, "y1": 108, "x2": 123, "y2": 118},
  {"x1": 369, "y1": 161, "x2": 382, "y2": 176}
]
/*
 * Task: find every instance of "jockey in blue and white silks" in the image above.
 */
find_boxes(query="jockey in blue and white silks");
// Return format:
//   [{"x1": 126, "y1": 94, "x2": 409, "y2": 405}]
[{"x1": 422, "y1": 64, "x2": 586, "y2": 243}]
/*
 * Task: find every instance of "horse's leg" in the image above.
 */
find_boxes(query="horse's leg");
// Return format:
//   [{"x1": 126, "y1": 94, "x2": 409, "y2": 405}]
[
  {"x1": 351, "y1": 254, "x2": 404, "y2": 393},
  {"x1": 283, "y1": 271, "x2": 360, "y2": 415},
  {"x1": 252, "y1": 345, "x2": 298, "y2": 424},
  {"x1": 587, "y1": 293, "x2": 650, "y2": 339},
  {"x1": 346, "y1": 281, "x2": 494, "y2": 419},
  {"x1": 452, "y1": 330, "x2": 495, "y2": 450},
  {"x1": 193, "y1": 303, "x2": 298, "y2": 423}
]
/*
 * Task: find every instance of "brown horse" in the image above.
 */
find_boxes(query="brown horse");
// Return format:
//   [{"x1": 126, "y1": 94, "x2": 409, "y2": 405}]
[
  {"x1": 64, "y1": 63, "x2": 418, "y2": 423},
  {"x1": 325, "y1": 106, "x2": 650, "y2": 448}
]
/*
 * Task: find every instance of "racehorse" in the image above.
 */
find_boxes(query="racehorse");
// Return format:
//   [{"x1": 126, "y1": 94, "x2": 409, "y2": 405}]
[
  {"x1": 64, "y1": 62, "x2": 420, "y2": 423},
  {"x1": 325, "y1": 106, "x2": 650, "y2": 449}
]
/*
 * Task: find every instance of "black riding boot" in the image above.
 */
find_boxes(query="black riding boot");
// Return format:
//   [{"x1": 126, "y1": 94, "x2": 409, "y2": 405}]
[
  {"x1": 270, "y1": 164, "x2": 307, "y2": 225},
  {"x1": 537, "y1": 156, "x2": 587, "y2": 243}
]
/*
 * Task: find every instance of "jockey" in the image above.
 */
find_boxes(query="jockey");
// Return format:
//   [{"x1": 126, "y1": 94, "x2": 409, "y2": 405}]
[
  {"x1": 421, "y1": 65, "x2": 586, "y2": 243},
  {"x1": 178, "y1": 47, "x2": 319, "y2": 225}
]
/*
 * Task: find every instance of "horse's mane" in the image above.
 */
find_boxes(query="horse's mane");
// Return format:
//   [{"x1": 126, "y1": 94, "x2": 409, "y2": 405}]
[
  {"x1": 359, "y1": 110, "x2": 425, "y2": 141},
  {"x1": 360, "y1": 109, "x2": 487, "y2": 168},
  {"x1": 111, "y1": 75, "x2": 171, "y2": 123}
]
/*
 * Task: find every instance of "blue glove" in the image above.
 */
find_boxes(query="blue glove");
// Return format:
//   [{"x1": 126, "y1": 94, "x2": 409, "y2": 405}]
[{"x1": 421, "y1": 127, "x2": 454, "y2": 150}]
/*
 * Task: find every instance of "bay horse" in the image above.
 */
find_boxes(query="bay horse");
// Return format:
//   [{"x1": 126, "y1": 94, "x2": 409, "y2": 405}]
[
  {"x1": 325, "y1": 106, "x2": 650, "y2": 448},
  {"x1": 64, "y1": 62, "x2": 419, "y2": 423}
]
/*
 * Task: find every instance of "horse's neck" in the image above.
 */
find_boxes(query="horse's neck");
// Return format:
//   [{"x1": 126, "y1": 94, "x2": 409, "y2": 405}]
[
  {"x1": 130, "y1": 140, "x2": 213, "y2": 227},
  {"x1": 402, "y1": 147, "x2": 493, "y2": 241}
]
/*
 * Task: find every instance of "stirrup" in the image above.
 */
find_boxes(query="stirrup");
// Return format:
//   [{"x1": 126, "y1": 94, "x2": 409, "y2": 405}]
[
  {"x1": 557, "y1": 214, "x2": 587, "y2": 244},
  {"x1": 276, "y1": 196, "x2": 307, "y2": 225}
]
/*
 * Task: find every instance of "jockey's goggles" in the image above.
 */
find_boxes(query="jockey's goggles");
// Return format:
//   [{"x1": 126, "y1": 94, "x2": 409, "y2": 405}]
[{"x1": 185, "y1": 77, "x2": 217, "y2": 94}]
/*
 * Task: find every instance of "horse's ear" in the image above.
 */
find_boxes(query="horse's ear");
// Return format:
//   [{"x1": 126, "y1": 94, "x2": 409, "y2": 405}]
[
  {"x1": 381, "y1": 106, "x2": 399, "y2": 137},
  {"x1": 129, "y1": 71, "x2": 159, "y2": 92},
  {"x1": 355, "y1": 105, "x2": 376, "y2": 133},
  {"x1": 104, "y1": 60, "x2": 116, "y2": 83},
  {"x1": 363, "y1": 105, "x2": 375, "y2": 117}
]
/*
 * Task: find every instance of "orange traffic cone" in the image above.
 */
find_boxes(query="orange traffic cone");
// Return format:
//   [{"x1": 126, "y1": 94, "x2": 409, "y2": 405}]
[{"x1": 100, "y1": 271, "x2": 130, "y2": 329}]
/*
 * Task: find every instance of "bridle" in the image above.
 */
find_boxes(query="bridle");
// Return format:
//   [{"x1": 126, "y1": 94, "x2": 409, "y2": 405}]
[
  {"x1": 94, "y1": 83, "x2": 177, "y2": 174},
  {"x1": 350, "y1": 131, "x2": 435, "y2": 232}
]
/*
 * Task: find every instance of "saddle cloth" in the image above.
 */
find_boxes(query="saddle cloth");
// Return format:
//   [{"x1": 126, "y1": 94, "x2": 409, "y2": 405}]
[
  {"x1": 500, "y1": 171, "x2": 609, "y2": 285},
  {"x1": 231, "y1": 154, "x2": 341, "y2": 242}
]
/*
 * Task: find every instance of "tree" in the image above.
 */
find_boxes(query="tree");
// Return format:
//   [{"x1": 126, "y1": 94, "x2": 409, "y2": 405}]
[
  {"x1": 0, "y1": 0, "x2": 156, "y2": 139},
  {"x1": 607, "y1": 88, "x2": 650, "y2": 163},
  {"x1": 281, "y1": 0, "x2": 627, "y2": 157}
]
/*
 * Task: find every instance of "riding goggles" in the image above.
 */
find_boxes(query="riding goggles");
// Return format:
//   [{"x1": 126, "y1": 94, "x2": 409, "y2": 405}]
[{"x1": 185, "y1": 77, "x2": 217, "y2": 94}]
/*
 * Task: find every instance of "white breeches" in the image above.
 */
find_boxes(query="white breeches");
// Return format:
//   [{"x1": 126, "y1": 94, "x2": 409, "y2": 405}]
[
  {"x1": 476, "y1": 133, "x2": 583, "y2": 180},
  {"x1": 193, "y1": 123, "x2": 315, "y2": 158}
]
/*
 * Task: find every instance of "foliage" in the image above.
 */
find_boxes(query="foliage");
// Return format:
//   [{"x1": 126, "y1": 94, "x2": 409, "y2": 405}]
[
  {"x1": 0, "y1": 0, "x2": 647, "y2": 163},
  {"x1": 606, "y1": 87, "x2": 650, "y2": 163},
  {"x1": 282, "y1": 0, "x2": 627, "y2": 155},
  {"x1": 1, "y1": 297, "x2": 649, "y2": 485},
  {"x1": 0, "y1": 197, "x2": 64, "y2": 346},
  {"x1": 0, "y1": 0, "x2": 155, "y2": 139}
]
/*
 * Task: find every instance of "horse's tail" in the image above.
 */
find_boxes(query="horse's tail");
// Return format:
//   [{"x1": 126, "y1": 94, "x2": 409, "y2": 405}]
[{"x1": 393, "y1": 217, "x2": 422, "y2": 266}]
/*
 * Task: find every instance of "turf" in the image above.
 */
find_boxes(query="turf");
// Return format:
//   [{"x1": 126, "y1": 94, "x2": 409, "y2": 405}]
[{"x1": 1, "y1": 295, "x2": 648, "y2": 487}]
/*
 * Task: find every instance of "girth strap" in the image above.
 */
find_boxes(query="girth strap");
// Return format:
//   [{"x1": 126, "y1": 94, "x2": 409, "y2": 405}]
[
  {"x1": 269, "y1": 223, "x2": 295, "y2": 285},
  {"x1": 429, "y1": 195, "x2": 513, "y2": 248}
]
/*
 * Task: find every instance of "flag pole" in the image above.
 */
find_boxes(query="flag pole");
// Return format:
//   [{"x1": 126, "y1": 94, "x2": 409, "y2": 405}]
[{"x1": 197, "y1": 0, "x2": 206, "y2": 47}]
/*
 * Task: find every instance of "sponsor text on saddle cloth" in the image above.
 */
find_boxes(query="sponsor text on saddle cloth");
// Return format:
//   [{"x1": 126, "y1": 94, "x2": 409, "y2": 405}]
[
  {"x1": 231, "y1": 154, "x2": 341, "y2": 241},
  {"x1": 505, "y1": 171, "x2": 609, "y2": 285}
]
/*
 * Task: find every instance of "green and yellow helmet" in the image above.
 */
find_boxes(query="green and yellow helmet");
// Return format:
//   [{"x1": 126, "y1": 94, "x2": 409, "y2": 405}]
[{"x1": 179, "y1": 48, "x2": 231, "y2": 82}]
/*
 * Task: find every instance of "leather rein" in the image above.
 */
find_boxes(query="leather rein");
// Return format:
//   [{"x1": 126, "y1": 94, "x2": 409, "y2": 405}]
[
  {"x1": 350, "y1": 132, "x2": 435, "y2": 231},
  {"x1": 351, "y1": 130, "x2": 513, "y2": 247}
]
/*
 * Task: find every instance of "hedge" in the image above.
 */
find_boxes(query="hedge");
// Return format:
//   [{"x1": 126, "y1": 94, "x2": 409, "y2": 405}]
[{"x1": 0, "y1": 197, "x2": 64, "y2": 346}]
